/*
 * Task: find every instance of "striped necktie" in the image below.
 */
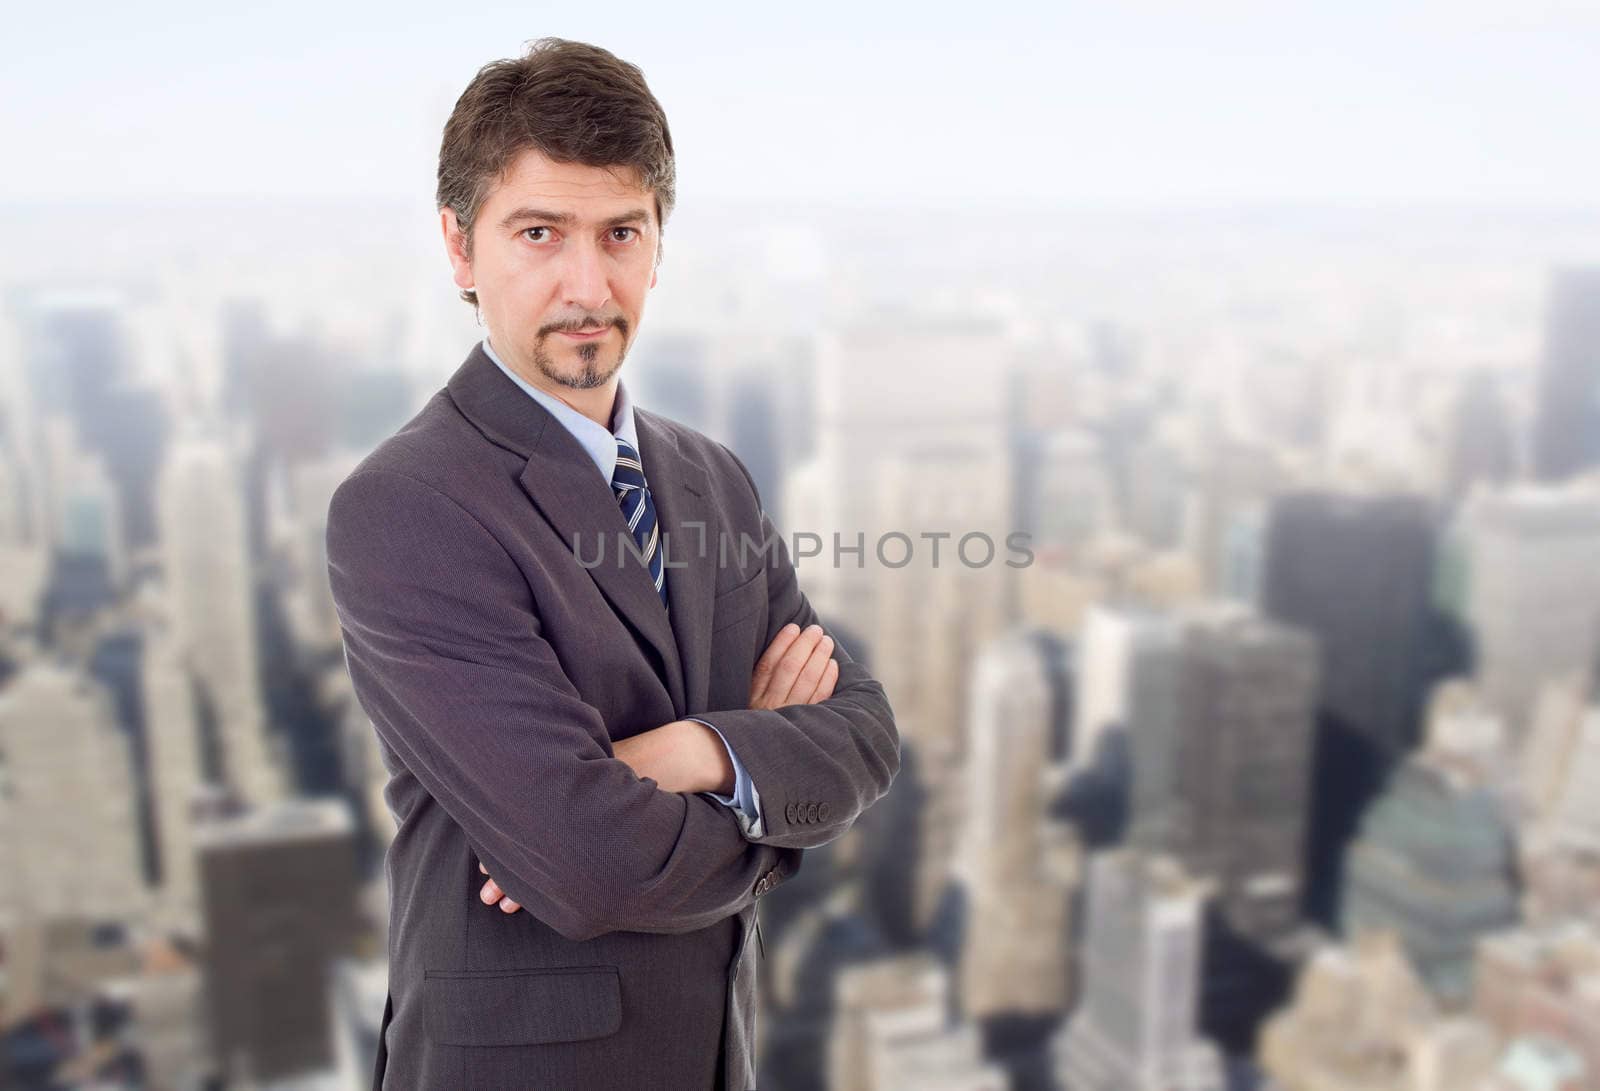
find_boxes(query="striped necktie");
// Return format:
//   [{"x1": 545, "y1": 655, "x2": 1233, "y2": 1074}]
[{"x1": 612, "y1": 436, "x2": 668, "y2": 608}]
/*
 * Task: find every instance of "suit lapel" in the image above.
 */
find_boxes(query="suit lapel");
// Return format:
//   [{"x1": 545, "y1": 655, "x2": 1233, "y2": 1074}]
[
  {"x1": 445, "y1": 343, "x2": 715, "y2": 718},
  {"x1": 635, "y1": 407, "x2": 717, "y2": 718}
]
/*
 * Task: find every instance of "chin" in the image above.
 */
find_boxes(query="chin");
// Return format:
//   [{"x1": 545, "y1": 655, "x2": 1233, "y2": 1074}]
[{"x1": 553, "y1": 352, "x2": 622, "y2": 390}]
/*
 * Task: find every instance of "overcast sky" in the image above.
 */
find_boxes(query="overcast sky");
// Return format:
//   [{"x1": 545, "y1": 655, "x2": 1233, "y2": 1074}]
[{"x1": 7, "y1": 0, "x2": 1600, "y2": 207}]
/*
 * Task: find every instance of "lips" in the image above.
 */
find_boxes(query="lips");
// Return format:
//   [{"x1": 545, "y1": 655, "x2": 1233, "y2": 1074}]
[{"x1": 557, "y1": 326, "x2": 610, "y2": 340}]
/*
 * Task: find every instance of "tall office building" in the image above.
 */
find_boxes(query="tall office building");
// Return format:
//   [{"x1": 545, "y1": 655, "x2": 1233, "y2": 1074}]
[
  {"x1": 1118, "y1": 603, "x2": 1321, "y2": 1052},
  {"x1": 1532, "y1": 268, "x2": 1600, "y2": 483},
  {"x1": 1338, "y1": 699, "x2": 1520, "y2": 1005},
  {"x1": 157, "y1": 424, "x2": 284, "y2": 805},
  {"x1": 1462, "y1": 477, "x2": 1600, "y2": 736},
  {"x1": 0, "y1": 655, "x2": 145, "y2": 1030},
  {"x1": 0, "y1": 658, "x2": 146, "y2": 924},
  {"x1": 195, "y1": 798, "x2": 359, "y2": 1084},
  {"x1": 957, "y1": 632, "x2": 1078, "y2": 1025},
  {"x1": 1128, "y1": 603, "x2": 1319, "y2": 939},
  {"x1": 1261, "y1": 490, "x2": 1437, "y2": 924},
  {"x1": 1053, "y1": 851, "x2": 1224, "y2": 1091}
]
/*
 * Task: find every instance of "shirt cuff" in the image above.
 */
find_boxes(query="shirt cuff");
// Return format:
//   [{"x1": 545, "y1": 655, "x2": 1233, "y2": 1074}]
[{"x1": 687, "y1": 716, "x2": 765, "y2": 839}]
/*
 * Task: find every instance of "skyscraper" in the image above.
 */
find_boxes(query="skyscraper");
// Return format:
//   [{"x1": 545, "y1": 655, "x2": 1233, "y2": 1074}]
[
  {"x1": 1121, "y1": 603, "x2": 1320, "y2": 1051},
  {"x1": 1128, "y1": 603, "x2": 1319, "y2": 939},
  {"x1": 957, "y1": 631, "x2": 1078, "y2": 1025},
  {"x1": 157, "y1": 425, "x2": 284, "y2": 805},
  {"x1": 195, "y1": 798, "x2": 359, "y2": 1084},
  {"x1": 1339, "y1": 708, "x2": 1520, "y2": 1004},
  {"x1": 1261, "y1": 491, "x2": 1437, "y2": 924},
  {"x1": 0, "y1": 658, "x2": 146, "y2": 927},
  {"x1": 1462, "y1": 477, "x2": 1600, "y2": 737},
  {"x1": 1532, "y1": 268, "x2": 1600, "y2": 483},
  {"x1": 1054, "y1": 851, "x2": 1224, "y2": 1091}
]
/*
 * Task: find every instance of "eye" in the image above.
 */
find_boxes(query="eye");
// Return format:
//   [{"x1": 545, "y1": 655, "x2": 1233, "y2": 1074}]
[
  {"x1": 609, "y1": 227, "x2": 638, "y2": 243},
  {"x1": 521, "y1": 226, "x2": 552, "y2": 243}
]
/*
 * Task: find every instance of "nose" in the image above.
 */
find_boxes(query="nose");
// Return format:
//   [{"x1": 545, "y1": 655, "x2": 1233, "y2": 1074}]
[{"x1": 561, "y1": 236, "x2": 611, "y2": 313}]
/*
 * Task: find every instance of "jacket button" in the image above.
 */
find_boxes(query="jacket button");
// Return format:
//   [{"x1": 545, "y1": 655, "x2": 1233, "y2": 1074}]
[
  {"x1": 806, "y1": 802, "x2": 819, "y2": 823},
  {"x1": 818, "y1": 802, "x2": 831, "y2": 822},
  {"x1": 785, "y1": 802, "x2": 798, "y2": 823}
]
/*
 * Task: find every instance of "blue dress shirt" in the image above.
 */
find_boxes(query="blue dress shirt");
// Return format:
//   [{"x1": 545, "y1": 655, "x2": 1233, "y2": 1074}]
[{"x1": 481, "y1": 337, "x2": 765, "y2": 838}]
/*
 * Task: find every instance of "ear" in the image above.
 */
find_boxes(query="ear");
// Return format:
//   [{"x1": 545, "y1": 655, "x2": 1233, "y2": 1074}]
[{"x1": 441, "y1": 208, "x2": 474, "y2": 293}]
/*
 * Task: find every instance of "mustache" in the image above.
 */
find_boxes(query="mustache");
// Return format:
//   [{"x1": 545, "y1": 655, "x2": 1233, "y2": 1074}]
[{"x1": 543, "y1": 317, "x2": 628, "y2": 335}]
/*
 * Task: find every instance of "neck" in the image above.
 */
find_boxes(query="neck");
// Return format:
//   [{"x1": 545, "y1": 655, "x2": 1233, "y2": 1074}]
[{"x1": 542, "y1": 378, "x2": 618, "y2": 432}]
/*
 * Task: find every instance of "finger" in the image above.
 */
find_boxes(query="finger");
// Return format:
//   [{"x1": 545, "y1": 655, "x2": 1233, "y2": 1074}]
[
  {"x1": 805, "y1": 657, "x2": 840, "y2": 704},
  {"x1": 479, "y1": 861, "x2": 488, "y2": 875},
  {"x1": 499, "y1": 897, "x2": 521, "y2": 913},
  {"x1": 749, "y1": 623, "x2": 801, "y2": 705},
  {"x1": 786, "y1": 635, "x2": 833, "y2": 707},
  {"x1": 480, "y1": 879, "x2": 502, "y2": 905},
  {"x1": 750, "y1": 623, "x2": 800, "y2": 704},
  {"x1": 767, "y1": 625, "x2": 825, "y2": 705}
]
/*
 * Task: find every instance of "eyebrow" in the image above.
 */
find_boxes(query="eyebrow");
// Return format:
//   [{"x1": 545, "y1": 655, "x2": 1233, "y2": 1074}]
[{"x1": 498, "y1": 206, "x2": 652, "y2": 231}]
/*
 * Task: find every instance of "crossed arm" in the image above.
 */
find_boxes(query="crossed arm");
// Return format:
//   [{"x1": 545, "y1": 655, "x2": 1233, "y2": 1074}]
[
  {"x1": 327, "y1": 466, "x2": 890, "y2": 942},
  {"x1": 479, "y1": 623, "x2": 838, "y2": 914}
]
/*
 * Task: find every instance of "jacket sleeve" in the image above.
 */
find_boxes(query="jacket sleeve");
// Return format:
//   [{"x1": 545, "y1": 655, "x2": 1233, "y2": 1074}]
[
  {"x1": 688, "y1": 449, "x2": 901, "y2": 850},
  {"x1": 692, "y1": 717, "x2": 765, "y2": 838},
  {"x1": 325, "y1": 466, "x2": 796, "y2": 942}
]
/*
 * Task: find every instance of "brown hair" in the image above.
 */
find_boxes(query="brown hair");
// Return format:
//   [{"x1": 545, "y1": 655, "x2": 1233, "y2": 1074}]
[{"x1": 437, "y1": 38, "x2": 676, "y2": 310}]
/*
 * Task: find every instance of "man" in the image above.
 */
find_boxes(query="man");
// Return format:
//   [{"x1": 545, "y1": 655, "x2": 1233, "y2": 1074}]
[{"x1": 325, "y1": 38, "x2": 900, "y2": 1090}]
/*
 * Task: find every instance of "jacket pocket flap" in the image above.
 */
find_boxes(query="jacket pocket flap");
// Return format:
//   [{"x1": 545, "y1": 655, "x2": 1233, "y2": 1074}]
[
  {"x1": 424, "y1": 965, "x2": 621, "y2": 1046},
  {"x1": 711, "y1": 570, "x2": 767, "y2": 632}
]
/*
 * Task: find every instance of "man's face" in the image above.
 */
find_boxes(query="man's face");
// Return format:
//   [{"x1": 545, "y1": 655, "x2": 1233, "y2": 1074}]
[{"x1": 442, "y1": 146, "x2": 659, "y2": 393}]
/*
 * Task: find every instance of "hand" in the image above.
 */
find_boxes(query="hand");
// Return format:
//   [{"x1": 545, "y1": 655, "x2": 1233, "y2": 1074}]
[
  {"x1": 479, "y1": 859, "x2": 521, "y2": 914},
  {"x1": 750, "y1": 623, "x2": 838, "y2": 710},
  {"x1": 607, "y1": 624, "x2": 839, "y2": 793}
]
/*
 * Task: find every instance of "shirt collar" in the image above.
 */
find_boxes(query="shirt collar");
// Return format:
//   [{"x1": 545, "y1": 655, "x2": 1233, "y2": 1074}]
[{"x1": 480, "y1": 336, "x2": 639, "y2": 485}]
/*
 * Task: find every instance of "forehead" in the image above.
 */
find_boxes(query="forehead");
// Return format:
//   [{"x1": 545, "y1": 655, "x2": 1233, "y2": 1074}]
[{"x1": 481, "y1": 147, "x2": 655, "y2": 227}]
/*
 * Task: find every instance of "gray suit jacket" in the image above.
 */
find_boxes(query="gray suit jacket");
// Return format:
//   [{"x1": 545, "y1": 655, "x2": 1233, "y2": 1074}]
[{"x1": 325, "y1": 342, "x2": 900, "y2": 1090}]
